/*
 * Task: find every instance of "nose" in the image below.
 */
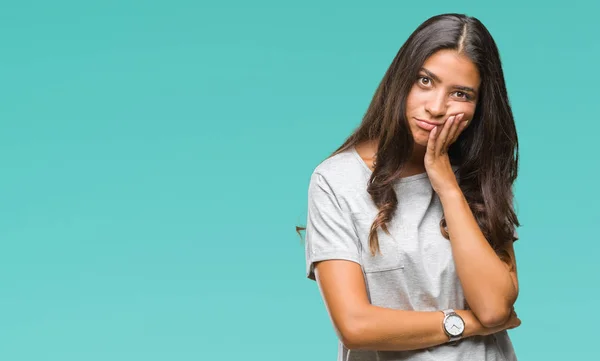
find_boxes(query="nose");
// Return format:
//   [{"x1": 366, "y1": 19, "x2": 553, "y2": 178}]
[{"x1": 425, "y1": 91, "x2": 448, "y2": 118}]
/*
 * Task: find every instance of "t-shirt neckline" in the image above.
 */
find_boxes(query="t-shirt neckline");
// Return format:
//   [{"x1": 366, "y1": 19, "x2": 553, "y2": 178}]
[{"x1": 350, "y1": 146, "x2": 430, "y2": 183}]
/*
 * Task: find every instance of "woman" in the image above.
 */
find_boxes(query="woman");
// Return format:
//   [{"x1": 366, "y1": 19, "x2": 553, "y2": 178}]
[{"x1": 299, "y1": 13, "x2": 522, "y2": 361}]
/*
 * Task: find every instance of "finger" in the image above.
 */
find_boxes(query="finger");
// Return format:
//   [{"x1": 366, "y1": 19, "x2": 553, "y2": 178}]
[
  {"x1": 449, "y1": 116, "x2": 469, "y2": 145},
  {"x1": 435, "y1": 115, "x2": 455, "y2": 156},
  {"x1": 507, "y1": 318, "x2": 521, "y2": 330},
  {"x1": 446, "y1": 114, "x2": 463, "y2": 147},
  {"x1": 427, "y1": 124, "x2": 438, "y2": 156},
  {"x1": 434, "y1": 117, "x2": 452, "y2": 156},
  {"x1": 444, "y1": 114, "x2": 460, "y2": 149},
  {"x1": 455, "y1": 116, "x2": 469, "y2": 141}
]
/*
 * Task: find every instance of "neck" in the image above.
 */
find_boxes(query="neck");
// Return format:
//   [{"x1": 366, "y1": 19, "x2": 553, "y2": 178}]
[
  {"x1": 399, "y1": 144, "x2": 427, "y2": 177},
  {"x1": 408, "y1": 143, "x2": 426, "y2": 168},
  {"x1": 358, "y1": 139, "x2": 428, "y2": 177}
]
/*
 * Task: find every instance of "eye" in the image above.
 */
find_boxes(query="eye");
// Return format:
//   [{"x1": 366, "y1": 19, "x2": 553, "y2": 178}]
[
  {"x1": 418, "y1": 76, "x2": 432, "y2": 87},
  {"x1": 453, "y1": 91, "x2": 472, "y2": 100}
]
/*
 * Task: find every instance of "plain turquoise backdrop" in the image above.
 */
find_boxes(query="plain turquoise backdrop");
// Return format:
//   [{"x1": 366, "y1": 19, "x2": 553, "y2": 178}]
[{"x1": 1, "y1": 0, "x2": 598, "y2": 360}]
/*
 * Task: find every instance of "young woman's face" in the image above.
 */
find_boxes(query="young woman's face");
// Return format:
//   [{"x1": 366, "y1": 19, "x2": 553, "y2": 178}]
[{"x1": 405, "y1": 49, "x2": 481, "y2": 148}]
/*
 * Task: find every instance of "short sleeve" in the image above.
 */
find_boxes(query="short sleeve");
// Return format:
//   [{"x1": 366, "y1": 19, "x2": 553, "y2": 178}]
[{"x1": 305, "y1": 172, "x2": 361, "y2": 281}]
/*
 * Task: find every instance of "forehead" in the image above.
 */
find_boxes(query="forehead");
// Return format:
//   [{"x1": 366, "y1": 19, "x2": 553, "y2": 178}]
[{"x1": 422, "y1": 49, "x2": 481, "y2": 89}]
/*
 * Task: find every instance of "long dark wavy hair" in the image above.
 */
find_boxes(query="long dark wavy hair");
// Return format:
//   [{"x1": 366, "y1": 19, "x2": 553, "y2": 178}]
[{"x1": 297, "y1": 13, "x2": 520, "y2": 259}]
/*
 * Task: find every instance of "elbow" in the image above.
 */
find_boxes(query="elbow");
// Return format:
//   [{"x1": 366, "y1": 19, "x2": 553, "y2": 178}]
[
  {"x1": 476, "y1": 306, "x2": 512, "y2": 328},
  {"x1": 339, "y1": 322, "x2": 365, "y2": 350},
  {"x1": 338, "y1": 316, "x2": 369, "y2": 350}
]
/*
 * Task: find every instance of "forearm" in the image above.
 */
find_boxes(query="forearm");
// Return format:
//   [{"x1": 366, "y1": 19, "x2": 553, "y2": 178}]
[
  {"x1": 438, "y1": 189, "x2": 517, "y2": 325},
  {"x1": 341, "y1": 306, "x2": 480, "y2": 351}
]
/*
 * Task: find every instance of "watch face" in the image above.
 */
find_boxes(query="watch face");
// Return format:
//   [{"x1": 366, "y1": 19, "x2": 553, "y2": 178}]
[{"x1": 444, "y1": 314, "x2": 465, "y2": 336}]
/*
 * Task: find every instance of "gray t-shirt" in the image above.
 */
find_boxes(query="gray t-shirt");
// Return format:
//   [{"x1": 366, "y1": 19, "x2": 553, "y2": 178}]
[{"x1": 305, "y1": 147, "x2": 517, "y2": 361}]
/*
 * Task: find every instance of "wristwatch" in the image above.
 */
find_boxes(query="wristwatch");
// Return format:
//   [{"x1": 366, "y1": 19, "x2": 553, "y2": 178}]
[{"x1": 441, "y1": 309, "x2": 465, "y2": 343}]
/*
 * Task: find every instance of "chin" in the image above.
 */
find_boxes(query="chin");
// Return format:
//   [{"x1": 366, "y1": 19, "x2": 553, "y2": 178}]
[{"x1": 411, "y1": 129, "x2": 430, "y2": 147}]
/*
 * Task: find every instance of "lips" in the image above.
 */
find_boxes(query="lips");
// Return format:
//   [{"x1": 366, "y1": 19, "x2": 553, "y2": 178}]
[{"x1": 414, "y1": 118, "x2": 441, "y2": 131}]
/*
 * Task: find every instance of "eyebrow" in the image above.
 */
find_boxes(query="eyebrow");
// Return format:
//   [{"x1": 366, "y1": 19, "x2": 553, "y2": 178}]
[{"x1": 420, "y1": 67, "x2": 478, "y2": 95}]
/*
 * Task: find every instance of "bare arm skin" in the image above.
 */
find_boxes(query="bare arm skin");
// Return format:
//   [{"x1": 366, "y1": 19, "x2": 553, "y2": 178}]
[
  {"x1": 439, "y1": 189, "x2": 519, "y2": 328},
  {"x1": 314, "y1": 259, "x2": 520, "y2": 351}
]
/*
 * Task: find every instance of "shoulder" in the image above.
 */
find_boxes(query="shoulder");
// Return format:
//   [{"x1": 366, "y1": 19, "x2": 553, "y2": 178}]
[
  {"x1": 312, "y1": 148, "x2": 366, "y2": 186},
  {"x1": 308, "y1": 149, "x2": 370, "y2": 211}
]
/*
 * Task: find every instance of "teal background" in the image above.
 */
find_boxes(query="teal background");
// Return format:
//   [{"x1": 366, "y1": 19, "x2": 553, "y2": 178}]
[{"x1": 1, "y1": 1, "x2": 597, "y2": 360}]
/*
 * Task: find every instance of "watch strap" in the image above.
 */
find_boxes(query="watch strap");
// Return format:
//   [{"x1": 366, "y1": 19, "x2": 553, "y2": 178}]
[{"x1": 442, "y1": 309, "x2": 455, "y2": 317}]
